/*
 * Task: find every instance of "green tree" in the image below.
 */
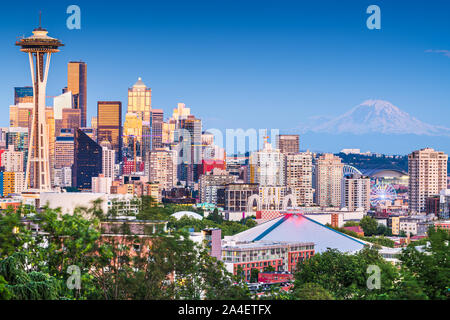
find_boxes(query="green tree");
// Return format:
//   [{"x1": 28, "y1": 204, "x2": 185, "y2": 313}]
[
  {"x1": 344, "y1": 221, "x2": 359, "y2": 227},
  {"x1": 293, "y1": 283, "x2": 334, "y2": 300},
  {"x1": 293, "y1": 247, "x2": 399, "y2": 300},
  {"x1": 207, "y1": 208, "x2": 223, "y2": 224},
  {"x1": 0, "y1": 208, "x2": 33, "y2": 259},
  {"x1": 360, "y1": 216, "x2": 378, "y2": 236},
  {"x1": 0, "y1": 252, "x2": 62, "y2": 300},
  {"x1": 250, "y1": 268, "x2": 259, "y2": 283},
  {"x1": 0, "y1": 275, "x2": 11, "y2": 300},
  {"x1": 399, "y1": 227, "x2": 449, "y2": 300}
]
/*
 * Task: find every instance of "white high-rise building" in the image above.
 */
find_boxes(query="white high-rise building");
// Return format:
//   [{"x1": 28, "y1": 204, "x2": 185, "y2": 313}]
[
  {"x1": 408, "y1": 148, "x2": 448, "y2": 214},
  {"x1": 315, "y1": 153, "x2": 344, "y2": 207},
  {"x1": 102, "y1": 147, "x2": 116, "y2": 179},
  {"x1": 249, "y1": 141, "x2": 285, "y2": 187},
  {"x1": 341, "y1": 173, "x2": 371, "y2": 212}
]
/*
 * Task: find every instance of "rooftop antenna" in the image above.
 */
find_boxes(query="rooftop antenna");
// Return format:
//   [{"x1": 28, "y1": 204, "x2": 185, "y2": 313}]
[{"x1": 39, "y1": 11, "x2": 42, "y2": 28}]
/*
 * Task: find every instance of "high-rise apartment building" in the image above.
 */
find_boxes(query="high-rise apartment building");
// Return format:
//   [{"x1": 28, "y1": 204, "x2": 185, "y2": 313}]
[
  {"x1": 408, "y1": 148, "x2": 448, "y2": 214},
  {"x1": 341, "y1": 173, "x2": 371, "y2": 211},
  {"x1": 67, "y1": 61, "x2": 87, "y2": 127},
  {"x1": 315, "y1": 153, "x2": 344, "y2": 207},
  {"x1": 97, "y1": 101, "x2": 122, "y2": 163},
  {"x1": 102, "y1": 147, "x2": 116, "y2": 179},
  {"x1": 127, "y1": 77, "x2": 151, "y2": 122},
  {"x1": 1, "y1": 145, "x2": 24, "y2": 172},
  {"x1": 148, "y1": 149, "x2": 177, "y2": 191},
  {"x1": 72, "y1": 129, "x2": 102, "y2": 190},
  {"x1": 249, "y1": 141, "x2": 285, "y2": 187},
  {"x1": 285, "y1": 152, "x2": 313, "y2": 206},
  {"x1": 277, "y1": 135, "x2": 300, "y2": 154}
]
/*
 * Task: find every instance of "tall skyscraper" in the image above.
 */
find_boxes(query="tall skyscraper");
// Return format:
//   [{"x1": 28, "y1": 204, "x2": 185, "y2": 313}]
[
  {"x1": 72, "y1": 129, "x2": 102, "y2": 190},
  {"x1": 16, "y1": 23, "x2": 63, "y2": 191},
  {"x1": 177, "y1": 116, "x2": 202, "y2": 185},
  {"x1": 150, "y1": 109, "x2": 164, "y2": 149},
  {"x1": 341, "y1": 173, "x2": 371, "y2": 211},
  {"x1": 408, "y1": 148, "x2": 448, "y2": 214},
  {"x1": 127, "y1": 77, "x2": 151, "y2": 122},
  {"x1": 141, "y1": 121, "x2": 152, "y2": 163},
  {"x1": 67, "y1": 61, "x2": 87, "y2": 127},
  {"x1": 54, "y1": 131, "x2": 74, "y2": 169},
  {"x1": 315, "y1": 153, "x2": 343, "y2": 207},
  {"x1": 97, "y1": 101, "x2": 122, "y2": 163},
  {"x1": 277, "y1": 135, "x2": 300, "y2": 154},
  {"x1": 285, "y1": 152, "x2": 313, "y2": 206},
  {"x1": 61, "y1": 108, "x2": 81, "y2": 132}
]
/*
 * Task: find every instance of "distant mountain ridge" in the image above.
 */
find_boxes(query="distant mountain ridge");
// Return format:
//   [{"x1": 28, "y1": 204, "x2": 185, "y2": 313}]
[{"x1": 303, "y1": 100, "x2": 450, "y2": 136}]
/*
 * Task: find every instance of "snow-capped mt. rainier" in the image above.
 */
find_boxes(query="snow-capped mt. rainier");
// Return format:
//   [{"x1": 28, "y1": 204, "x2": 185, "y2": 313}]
[{"x1": 308, "y1": 100, "x2": 450, "y2": 136}]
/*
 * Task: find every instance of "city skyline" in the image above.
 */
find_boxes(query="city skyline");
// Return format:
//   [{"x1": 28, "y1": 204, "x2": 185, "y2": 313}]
[{"x1": 1, "y1": 0, "x2": 450, "y2": 155}]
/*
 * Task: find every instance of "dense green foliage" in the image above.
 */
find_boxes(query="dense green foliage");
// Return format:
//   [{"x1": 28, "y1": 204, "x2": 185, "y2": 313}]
[
  {"x1": 291, "y1": 227, "x2": 449, "y2": 300},
  {"x1": 0, "y1": 200, "x2": 448, "y2": 300},
  {"x1": 0, "y1": 201, "x2": 251, "y2": 300}
]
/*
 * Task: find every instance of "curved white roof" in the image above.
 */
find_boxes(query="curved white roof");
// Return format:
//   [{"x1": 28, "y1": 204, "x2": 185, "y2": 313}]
[{"x1": 171, "y1": 211, "x2": 203, "y2": 220}]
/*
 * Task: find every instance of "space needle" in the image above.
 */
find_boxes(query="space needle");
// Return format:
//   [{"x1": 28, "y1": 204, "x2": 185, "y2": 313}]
[{"x1": 16, "y1": 14, "x2": 63, "y2": 192}]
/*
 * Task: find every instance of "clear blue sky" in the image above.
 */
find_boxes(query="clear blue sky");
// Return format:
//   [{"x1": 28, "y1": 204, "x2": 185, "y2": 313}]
[{"x1": 1, "y1": 0, "x2": 449, "y2": 154}]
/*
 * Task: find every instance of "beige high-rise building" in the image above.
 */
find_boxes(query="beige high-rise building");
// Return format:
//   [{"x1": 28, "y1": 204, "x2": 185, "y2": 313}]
[
  {"x1": 315, "y1": 153, "x2": 344, "y2": 207},
  {"x1": 1, "y1": 145, "x2": 24, "y2": 172},
  {"x1": 408, "y1": 148, "x2": 448, "y2": 214},
  {"x1": 285, "y1": 152, "x2": 313, "y2": 206},
  {"x1": 127, "y1": 77, "x2": 151, "y2": 122},
  {"x1": 148, "y1": 149, "x2": 176, "y2": 191},
  {"x1": 341, "y1": 174, "x2": 371, "y2": 211},
  {"x1": 277, "y1": 135, "x2": 300, "y2": 154}
]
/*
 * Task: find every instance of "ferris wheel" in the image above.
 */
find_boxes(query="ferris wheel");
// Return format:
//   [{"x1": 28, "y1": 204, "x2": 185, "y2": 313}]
[{"x1": 370, "y1": 182, "x2": 397, "y2": 206}]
